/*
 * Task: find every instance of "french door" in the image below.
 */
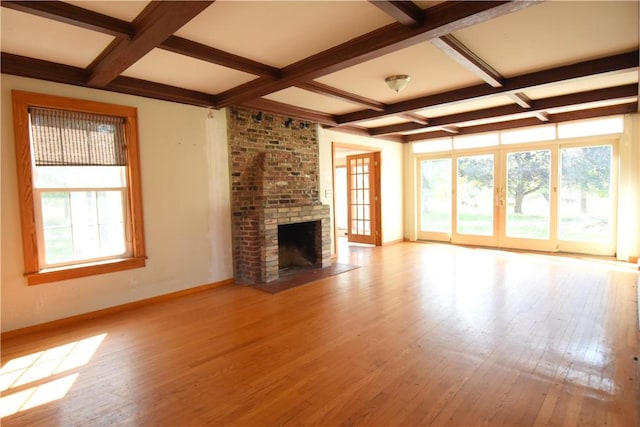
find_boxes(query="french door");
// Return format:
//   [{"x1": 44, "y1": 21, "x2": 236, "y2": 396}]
[
  {"x1": 557, "y1": 142, "x2": 616, "y2": 255},
  {"x1": 417, "y1": 140, "x2": 616, "y2": 255},
  {"x1": 499, "y1": 146, "x2": 555, "y2": 251},
  {"x1": 454, "y1": 153, "x2": 499, "y2": 247},
  {"x1": 346, "y1": 152, "x2": 381, "y2": 245}
]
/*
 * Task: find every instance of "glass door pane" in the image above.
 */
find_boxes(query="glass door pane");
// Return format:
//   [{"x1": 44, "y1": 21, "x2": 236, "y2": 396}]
[
  {"x1": 559, "y1": 145, "x2": 613, "y2": 249},
  {"x1": 505, "y1": 149, "x2": 551, "y2": 240},
  {"x1": 456, "y1": 154, "x2": 495, "y2": 236},
  {"x1": 346, "y1": 153, "x2": 376, "y2": 245},
  {"x1": 419, "y1": 158, "x2": 452, "y2": 236}
]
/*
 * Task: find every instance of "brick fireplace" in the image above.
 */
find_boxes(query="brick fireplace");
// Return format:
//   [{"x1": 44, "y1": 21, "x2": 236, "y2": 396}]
[{"x1": 228, "y1": 107, "x2": 331, "y2": 284}]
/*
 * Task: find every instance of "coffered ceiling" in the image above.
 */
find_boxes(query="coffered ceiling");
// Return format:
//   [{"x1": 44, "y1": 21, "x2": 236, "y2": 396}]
[{"x1": 1, "y1": 1, "x2": 638, "y2": 143}]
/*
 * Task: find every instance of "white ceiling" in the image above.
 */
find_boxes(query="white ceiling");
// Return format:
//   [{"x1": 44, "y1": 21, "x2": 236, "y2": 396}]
[
  {"x1": 317, "y1": 41, "x2": 483, "y2": 105},
  {"x1": 1, "y1": 7, "x2": 113, "y2": 68},
  {"x1": 454, "y1": 1, "x2": 639, "y2": 76},
  {"x1": 121, "y1": 48, "x2": 257, "y2": 93},
  {"x1": 175, "y1": 1, "x2": 395, "y2": 68},
  {"x1": 1, "y1": 0, "x2": 638, "y2": 142}
]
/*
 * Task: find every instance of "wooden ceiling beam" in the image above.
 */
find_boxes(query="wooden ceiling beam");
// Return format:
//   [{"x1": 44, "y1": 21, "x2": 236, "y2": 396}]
[
  {"x1": 160, "y1": 36, "x2": 281, "y2": 79},
  {"x1": 1, "y1": 52, "x2": 90, "y2": 85},
  {"x1": 107, "y1": 76, "x2": 218, "y2": 108},
  {"x1": 0, "y1": 52, "x2": 345, "y2": 125},
  {"x1": 88, "y1": 1, "x2": 215, "y2": 87},
  {"x1": 546, "y1": 102, "x2": 637, "y2": 123},
  {"x1": 297, "y1": 81, "x2": 386, "y2": 112},
  {"x1": 404, "y1": 102, "x2": 637, "y2": 142},
  {"x1": 508, "y1": 92, "x2": 532, "y2": 108},
  {"x1": 439, "y1": 125, "x2": 460, "y2": 134},
  {"x1": 1, "y1": 52, "x2": 217, "y2": 107},
  {"x1": 430, "y1": 35, "x2": 503, "y2": 87},
  {"x1": 368, "y1": 1, "x2": 424, "y2": 26},
  {"x1": 1, "y1": 1, "x2": 134, "y2": 38},
  {"x1": 215, "y1": 1, "x2": 540, "y2": 108},
  {"x1": 368, "y1": 84, "x2": 638, "y2": 135},
  {"x1": 2, "y1": 1, "x2": 280, "y2": 79},
  {"x1": 400, "y1": 113, "x2": 429, "y2": 125},
  {"x1": 369, "y1": 121, "x2": 424, "y2": 136},
  {"x1": 240, "y1": 98, "x2": 338, "y2": 127},
  {"x1": 534, "y1": 111, "x2": 550, "y2": 122},
  {"x1": 337, "y1": 51, "x2": 639, "y2": 125},
  {"x1": 323, "y1": 124, "x2": 406, "y2": 143}
]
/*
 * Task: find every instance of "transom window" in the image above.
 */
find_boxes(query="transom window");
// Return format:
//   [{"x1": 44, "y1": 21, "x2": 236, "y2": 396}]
[
  {"x1": 12, "y1": 91, "x2": 146, "y2": 285},
  {"x1": 412, "y1": 116, "x2": 624, "y2": 153}
]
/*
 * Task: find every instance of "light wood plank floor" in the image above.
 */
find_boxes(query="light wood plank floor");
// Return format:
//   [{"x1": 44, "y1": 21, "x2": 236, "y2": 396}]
[{"x1": 2, "y1": 242, "x2": 639, "y2": 426}]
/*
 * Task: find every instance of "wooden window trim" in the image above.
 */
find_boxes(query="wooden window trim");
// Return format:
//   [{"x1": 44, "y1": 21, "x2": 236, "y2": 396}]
[{"x1": 12, "y1": 90, "x2": 146, "y2": 285}]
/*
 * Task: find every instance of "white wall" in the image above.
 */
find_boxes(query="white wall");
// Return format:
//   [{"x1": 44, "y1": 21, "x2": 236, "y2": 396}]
[
  {"x1": 1, "y1": 75, "x2": 233, "y2": 332},
  {"x1": 619, "y1": 113, "x2": 640, "y2": 260},
  {"x1": 402, "y1": 143, "x2": 418, "y2": 242},
  {"x1": 317, "y1": 128, "x2": 404, "y2": 252}
]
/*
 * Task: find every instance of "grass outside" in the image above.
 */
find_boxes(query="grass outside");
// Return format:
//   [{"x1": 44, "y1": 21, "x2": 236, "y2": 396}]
[{"x1": 422, "y1": 211, "x2": 608, "y2": 242}]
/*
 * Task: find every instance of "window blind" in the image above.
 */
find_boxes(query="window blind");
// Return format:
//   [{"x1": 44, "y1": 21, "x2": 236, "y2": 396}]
[{"x1": 29, "y1": 107, "x2": 127, "y2": 166}]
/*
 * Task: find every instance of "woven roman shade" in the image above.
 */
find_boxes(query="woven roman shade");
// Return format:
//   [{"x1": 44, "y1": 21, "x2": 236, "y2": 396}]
[{"x1": 29, "y1": 107, "x2": 127, "y2": 166}]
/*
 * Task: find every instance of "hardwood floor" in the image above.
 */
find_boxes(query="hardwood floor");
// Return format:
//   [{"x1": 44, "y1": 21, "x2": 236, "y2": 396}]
[{"x1": 2, "y1": 242, "x2": 638, "y2": 426}]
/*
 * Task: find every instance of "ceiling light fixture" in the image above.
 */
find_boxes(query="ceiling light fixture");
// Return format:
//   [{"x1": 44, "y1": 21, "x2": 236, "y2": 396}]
[{"x1": 385, "y1": 75, "x2": 411, "y2": 93}]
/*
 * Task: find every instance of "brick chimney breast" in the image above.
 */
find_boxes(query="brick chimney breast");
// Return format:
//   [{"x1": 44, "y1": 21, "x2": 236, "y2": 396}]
[{"x1": 228, "y1": 107, "x2": 331, "y2": 284}]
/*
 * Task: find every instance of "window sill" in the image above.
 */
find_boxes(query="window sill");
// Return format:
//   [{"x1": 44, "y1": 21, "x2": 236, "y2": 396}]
[{"x1": 25, "y1": 257, "x2": 146, "y2": 285}]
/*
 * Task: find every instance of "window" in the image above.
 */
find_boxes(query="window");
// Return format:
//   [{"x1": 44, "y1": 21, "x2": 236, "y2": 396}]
[
  {"x1": 501, "y1": 125, "x2": 556, "y2": 144},
  {"x1": 12, "y1": 91, "x2": 146, "y2": 285},
  {"x1": 453, "y1": 133, "x2": 499, "y2": 150},
  {"x1": 558, "y1": 116, "x2": 623, "y2": 139},
  {"x1": 411, "y1": 116, "x2": 624, "y2": 148},
  {"x1": 412, "y1": 137, "x2": 452, "y2": 153}
]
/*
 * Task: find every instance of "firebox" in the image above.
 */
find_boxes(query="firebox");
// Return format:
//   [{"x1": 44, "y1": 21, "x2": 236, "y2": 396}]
[{"x1": 278, "y1": 221, "x2": 321, "y2": 269}]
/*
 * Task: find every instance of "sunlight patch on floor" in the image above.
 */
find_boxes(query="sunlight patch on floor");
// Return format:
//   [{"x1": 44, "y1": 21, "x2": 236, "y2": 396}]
[{"x1": 0, "y1": 333, "x2": 106, "y2": 417}]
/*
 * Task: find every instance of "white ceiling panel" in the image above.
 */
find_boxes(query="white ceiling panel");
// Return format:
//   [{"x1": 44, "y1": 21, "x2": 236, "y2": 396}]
[
  {"x1": 523, "y1": 71, "x2": 639, "y2": 100},
  {"x1": 401, "y1": 127, "x2": 444, "y2": 136},
  {"x1": 175, "y1": 1, "x2": 394, "y2": 68},
  {"x1": 413, "y1": 1, "x2": 445, "y2": 9},
  {"x1": 416, "y1": 95, "x2": 515, "y2": 118},
  {"x1": 264, "y1": 87, "x2": 362, "y2": 116},
  {"x1": 546, "y1": 98, "x2": 638, "y2": 115},
  {"x1": 316, "y1": 41, "x2": 484, "y2": 105},
  {"x1": 122, "y1": 49, "x2": 256, "y2": 94},
  {"x1": 64, "y1": 1, "x2": 149, "y2": 21},
  {"x1": 0, "y1": 8, "x2": 114, "y2": 68},
  {"x1": 456, "y1": 112, "x2": 543, "y2": 128},
  {"x1": 358, "y1": 117, "x2": 412, "y2": 128},
  {"x1": 453, "y1": 1, "x2": 639, "y2": 77}
]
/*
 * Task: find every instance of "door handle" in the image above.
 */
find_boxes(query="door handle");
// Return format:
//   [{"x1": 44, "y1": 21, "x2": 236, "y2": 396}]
[{"x1": 496, "y1": 187, "x2": 505, "y2": 206}]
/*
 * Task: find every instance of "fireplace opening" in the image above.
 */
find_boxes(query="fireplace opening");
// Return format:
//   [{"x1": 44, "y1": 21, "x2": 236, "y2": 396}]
[{"x1": 278, "y1": 221, "x2": 321, "y2": 269}]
